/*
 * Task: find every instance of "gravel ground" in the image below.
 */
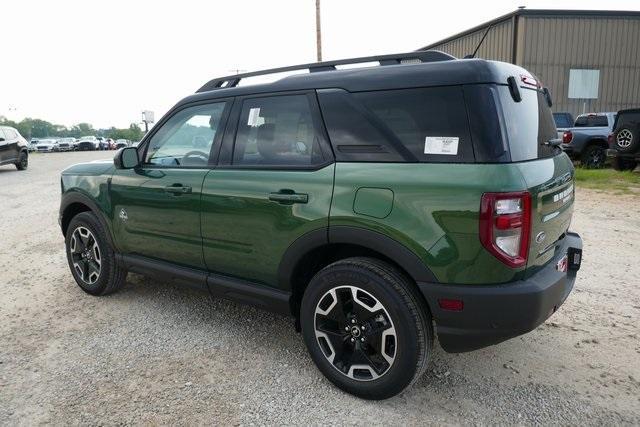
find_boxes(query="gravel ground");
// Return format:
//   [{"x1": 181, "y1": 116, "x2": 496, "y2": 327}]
[{"x1": 1, "y1": 151, "x2": 639, "y2": 425}]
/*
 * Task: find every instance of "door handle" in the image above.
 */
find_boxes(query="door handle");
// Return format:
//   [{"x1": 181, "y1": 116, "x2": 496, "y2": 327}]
[
  {"x1": 268, "y1": 190, "x2": 308, "y2": 204},
  {"x1": 164, "y1": 184, "x2": 192, "y2": 195}
]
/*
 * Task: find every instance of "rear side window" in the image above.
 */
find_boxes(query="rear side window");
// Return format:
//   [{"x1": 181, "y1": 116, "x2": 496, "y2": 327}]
[
  {"x1": 318, "y1": 87, "x2": 473, "y2": 163},
  {"x1": 233, "y1": 95, "x2": 325, "y2": 167},
  {"x1": 575, "y1": 115, "x2": 608, "y2": 127},
  {"x1": 496, "y1": 86, "x2": 558, "y2": 161},
  {"x1": 615, "y1": 111, "x2": 640, "y2": 131}
]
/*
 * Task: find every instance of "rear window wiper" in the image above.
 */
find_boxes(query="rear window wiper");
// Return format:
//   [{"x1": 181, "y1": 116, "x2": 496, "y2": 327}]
[{"x1": 542, "y1": 138, "x2": 562, "y2": 147}]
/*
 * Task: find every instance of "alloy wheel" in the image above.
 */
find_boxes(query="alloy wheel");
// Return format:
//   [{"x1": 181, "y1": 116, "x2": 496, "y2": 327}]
[
  {"x1": 314, "y1": 285, "x2": 397, "y2": 381},
  {"x1": 617, "y1": 129, "x2": 633, "y2": 148},
  {"x1": 69, "y1": 226, "x2": 102, "y2": 285}
]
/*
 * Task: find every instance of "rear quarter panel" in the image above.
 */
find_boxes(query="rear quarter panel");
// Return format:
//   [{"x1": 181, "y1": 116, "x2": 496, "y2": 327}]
[{"x1": 331, "y1": 162, "x2": 530, "y2": 284}]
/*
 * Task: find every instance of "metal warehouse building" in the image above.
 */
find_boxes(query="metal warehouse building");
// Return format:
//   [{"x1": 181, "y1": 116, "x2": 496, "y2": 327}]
[{"x1": 419, "y1": 9, "x2": 640, "y2": 117}]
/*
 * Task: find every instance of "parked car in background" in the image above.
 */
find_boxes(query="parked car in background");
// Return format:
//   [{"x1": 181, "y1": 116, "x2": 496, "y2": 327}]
[
  {"x1": 28, "y1": 139, "x2": 39, "y2": 152},
  {"x1": 607, "y1": 108, "x2": 640, "y2": 171},
  {"x1": 76, "y1": 136, "x2": 99, "y2": 151},
  {"x1": 560, "y1": 112, "x2": 616, "y2": 168},
  {"x1": 56, "y1": 138, "x2": 76, "y2": 152},
  {"x1": 107, "y1": 138, "x2": 116, "y2": 150},
  {"x1": 0, "y1": 126, "x2": 29, "y2": 170},
  {"x1": 114, "y1": 139, "x2": 130, "y2": 149},
  {"x1": 36, "y1": 138, "x2": 59, "y2": 153},
  {"x1": 97, "y1": 137, "x2": 110, "y2": 150}
]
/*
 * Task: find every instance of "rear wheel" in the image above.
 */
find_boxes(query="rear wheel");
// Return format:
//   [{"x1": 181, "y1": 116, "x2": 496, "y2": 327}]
[
  {"x1": 300, "y1": 257, "x2": 432, "y2": 400},
  {"x1": 581, "y1": 145, "x2": 606, "y2": 169},
  {"x1": 65, "y1": 211, "x2": 127, "y2": 295},
  {"x1": 612, "y1": 156, "x2": 638, "y2": 171},
  {"x1": 15, "y1": 152, "x2": 28, "y2": 170}
]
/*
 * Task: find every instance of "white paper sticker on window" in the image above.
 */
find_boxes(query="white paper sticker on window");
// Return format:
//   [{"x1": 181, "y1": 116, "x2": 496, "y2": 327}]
[
  {"x1": 247, "y1": 108, "x2": 261, "y2": 126},
  {"x1": 424, "y1": 136, "x2": 459, "y2": 155}
]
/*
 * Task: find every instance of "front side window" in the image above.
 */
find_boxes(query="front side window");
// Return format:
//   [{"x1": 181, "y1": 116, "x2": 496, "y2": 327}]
[
  {"x1": 232, "y1": 95, "x2": 324, "y2": 167},
  {"x1": 145, "y1": 102, "x2": 227, "y2": 167}
]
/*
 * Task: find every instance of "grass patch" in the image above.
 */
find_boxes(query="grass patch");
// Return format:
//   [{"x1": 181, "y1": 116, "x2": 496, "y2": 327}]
[{"x1": 574, "y1": 168, "x2": 640, "y2": 194}]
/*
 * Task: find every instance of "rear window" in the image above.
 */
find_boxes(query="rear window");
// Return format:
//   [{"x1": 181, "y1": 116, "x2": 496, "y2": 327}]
[
  {"x1": 615, "y1": 111, "x2": 640, "y2": 130},
  {"x1": 575, "y1": 115, "x2": 608, "y2": 127},
  {"x1": 496, "y1": 86, "x2": 558, "y2": 161},
  {"x1": 318, "y1": 86, "x2": 473, "y2": 162}
]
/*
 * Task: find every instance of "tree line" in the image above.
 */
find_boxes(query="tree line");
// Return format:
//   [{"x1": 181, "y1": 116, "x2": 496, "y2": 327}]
[{"x1": 0, "y1": 116, "x2": 144, "y2": 141}]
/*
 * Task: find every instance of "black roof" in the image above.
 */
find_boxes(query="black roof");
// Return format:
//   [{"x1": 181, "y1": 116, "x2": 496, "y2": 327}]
[
  {"x1": 419, "y1": 8, "x2": 640, "y2": 51},
  {"x1": 178, "y1": 53, "x2": 529, "y2": 107}
]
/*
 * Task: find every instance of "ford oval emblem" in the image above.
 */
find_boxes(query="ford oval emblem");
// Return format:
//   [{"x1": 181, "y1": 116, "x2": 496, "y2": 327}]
[{"x1": 536, "y1": 231, "x2": 546, "y2": 244}]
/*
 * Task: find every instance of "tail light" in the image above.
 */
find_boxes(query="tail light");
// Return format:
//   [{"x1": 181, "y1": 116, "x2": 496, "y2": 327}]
[
  {"x1": 608, "y1": 133, "x2": 614, "y2": 146},
  {"x1": 562, "y1": 131, "x2": 573, "y2": 144},
  {"x1": 480, "y1": 192, "x2": 531, "y2": 268}
]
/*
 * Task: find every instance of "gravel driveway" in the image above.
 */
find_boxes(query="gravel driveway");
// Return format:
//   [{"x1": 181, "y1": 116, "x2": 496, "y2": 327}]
[{"x1": 1, "y1": 152, "x2": 639, "y2": 425}]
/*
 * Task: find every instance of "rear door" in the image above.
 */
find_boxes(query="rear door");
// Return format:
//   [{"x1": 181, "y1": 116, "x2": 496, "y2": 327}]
[
  {"x1": 0, "y1": 128, "x2": 19, "y2": 162},
  {"x1": 0, "y1": 128, "x2": 8, "y2": 163},
  {"x1": 110, "y1": 100, "x2": 231, "y2": 269},
  {"x1": 201, "y1": 92, "x2": 334, "y2": 288}
]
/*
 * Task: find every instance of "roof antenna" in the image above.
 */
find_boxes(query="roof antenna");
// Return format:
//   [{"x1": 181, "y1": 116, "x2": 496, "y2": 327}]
[{"x1": 464, "y1": 24, "x2": 494, "y2": 59}]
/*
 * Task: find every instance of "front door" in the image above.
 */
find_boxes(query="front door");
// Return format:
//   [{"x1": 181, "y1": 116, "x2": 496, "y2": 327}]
[
  {"x1": 110, "y1": 101, "x2": 230, "y2": 269},
  {"x1": 201, "y1": 93, "x2": 335, "y2": 287}
]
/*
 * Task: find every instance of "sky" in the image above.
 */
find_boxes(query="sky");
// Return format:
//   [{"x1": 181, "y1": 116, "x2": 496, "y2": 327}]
[{"x1": 2, "y1": 0, "x2": 638, "y2": 129}]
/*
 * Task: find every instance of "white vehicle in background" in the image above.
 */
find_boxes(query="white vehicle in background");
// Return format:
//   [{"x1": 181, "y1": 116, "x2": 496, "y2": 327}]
[
  {"x1": 28, "y1": 139, "x2": 39, "y2": 152},
  {"x1": 76, "y1": 136, "x2": 99, "y2": 151},
  {"x1": 56, "y1": 137, "x2": 76, "y2": 152},
  {"x1": 114, "y1": 139, "x2": 130, "y2": 149},
  {"x1": 36, "y1": 138, "x2": 58, "y2": 153}
]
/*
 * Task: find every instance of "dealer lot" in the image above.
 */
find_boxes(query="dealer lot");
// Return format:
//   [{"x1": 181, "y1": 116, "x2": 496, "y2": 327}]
[{"x1": 1, "y1": 151, "x2": 639, "y2": 424}]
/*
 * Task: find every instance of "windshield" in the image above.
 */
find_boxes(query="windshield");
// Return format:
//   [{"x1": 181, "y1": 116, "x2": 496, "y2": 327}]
[{"x1": 81, "y1": 136, "x2": 95, "y2": 140}]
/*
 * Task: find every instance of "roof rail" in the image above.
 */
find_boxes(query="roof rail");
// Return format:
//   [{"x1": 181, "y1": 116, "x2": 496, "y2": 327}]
[{"x1": 196, "y1": 50, "x2": 455, "y2": 93}]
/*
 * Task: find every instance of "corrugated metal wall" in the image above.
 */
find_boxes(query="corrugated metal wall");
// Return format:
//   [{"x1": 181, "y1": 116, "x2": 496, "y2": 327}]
[
  {"x1": 427, "y1": 19, "x2": 514, "y2": 63},
  {"x1": 520, "y1": 16, "x2": 640, "y2": 116}
]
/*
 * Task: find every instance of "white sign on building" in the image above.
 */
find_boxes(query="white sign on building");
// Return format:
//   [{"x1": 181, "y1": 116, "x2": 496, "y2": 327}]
[{"x1": 568, "y1": 69, "x2": 600, "y2": 99}]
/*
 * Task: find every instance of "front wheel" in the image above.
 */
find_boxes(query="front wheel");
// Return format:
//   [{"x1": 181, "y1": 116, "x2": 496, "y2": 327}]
[
  {"x1": 300, "y1": 257, "x2": 432, "y2": 400},
  {"x1": 15, "y1": 152, "x2": 28, "y2": 170},
  {"x1": 65, "y1": 211, "x2": 127, "y2": 295}
]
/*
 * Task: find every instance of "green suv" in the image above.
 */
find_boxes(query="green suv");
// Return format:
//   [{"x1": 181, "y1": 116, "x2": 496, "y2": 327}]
[{"x1": 59, "y1": 51, "x2": 583, "y2": 399}]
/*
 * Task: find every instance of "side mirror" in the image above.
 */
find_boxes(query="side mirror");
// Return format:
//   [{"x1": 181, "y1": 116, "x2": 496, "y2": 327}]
[{"x1": 114, "y1": 146, "x2": 140, "y2": 169}]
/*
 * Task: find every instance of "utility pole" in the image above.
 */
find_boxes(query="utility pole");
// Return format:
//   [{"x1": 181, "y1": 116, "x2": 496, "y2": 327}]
[{"x1": 315, "y1": 0, "x2": 322, "y2": 62}]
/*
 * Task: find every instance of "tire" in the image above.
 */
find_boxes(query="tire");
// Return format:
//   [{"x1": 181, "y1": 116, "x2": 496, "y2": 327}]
[
  {"x1": 581, "y1": 144, "x2": 606, "y2": 169},
  {"x1": 300, "y1": 257, "x2": 433, "y2": 400},
  {"x1": 613, "y1": 128, "x2": 638, "y2": 153},
  {"x1": 15, "y1": 151, "x2": 28, "y2": 170},
  {"x1": 611, "y1": 156, "x2": 638, "y2": 171},
  {"x1": 65, "y1": 211, "x2": 127, "y2": 296}
]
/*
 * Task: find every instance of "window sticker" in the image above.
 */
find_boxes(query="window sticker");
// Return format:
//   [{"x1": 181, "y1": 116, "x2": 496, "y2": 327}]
[
  {"x1": 424, "y1": 136, "x2": 459, "y2": 155},
  {"x1": 247, "y1": 108, "x2": 261, "y2": 126}
]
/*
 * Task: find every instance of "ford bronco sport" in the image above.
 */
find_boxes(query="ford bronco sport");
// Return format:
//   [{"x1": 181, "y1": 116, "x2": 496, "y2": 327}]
[{"x1": 59, "y1": 51, "x2": 583, "y2": 400}]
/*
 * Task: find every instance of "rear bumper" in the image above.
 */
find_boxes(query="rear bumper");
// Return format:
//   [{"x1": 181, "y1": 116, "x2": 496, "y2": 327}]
[
  {"x1": 606, "y1": 149, "x2": 639, "y2": 160},
  {"x1": 418, "y1": 232, "x2": 582, "y2": 353}
]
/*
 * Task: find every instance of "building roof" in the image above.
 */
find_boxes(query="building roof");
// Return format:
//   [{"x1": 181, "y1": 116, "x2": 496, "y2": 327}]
[{"x1": 418, "y1": 8, "x2": 640, "y2": 51}]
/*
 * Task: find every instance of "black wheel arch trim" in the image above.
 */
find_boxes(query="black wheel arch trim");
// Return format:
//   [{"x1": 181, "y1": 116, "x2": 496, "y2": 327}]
[
  {"x1": 328, "y1": 226, "x2": 438, "y2": 283},
  {"x1": 59, "y1": 191, "x2": 116, "y2": 249},
  {"x1": 277, "y1": 225, "x2": 439, "y2": 294}
]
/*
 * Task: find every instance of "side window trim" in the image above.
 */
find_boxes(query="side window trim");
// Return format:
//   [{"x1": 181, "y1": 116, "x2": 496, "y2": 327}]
[
  {"x1": 217, "y1": 90, "x2": 334, "y2": 170},
  {"x1": 138, "y1": 98, "x2": 233, "y2": 169}
]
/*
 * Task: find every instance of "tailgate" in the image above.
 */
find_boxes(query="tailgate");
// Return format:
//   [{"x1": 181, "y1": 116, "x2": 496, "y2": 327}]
[{"x1": 516, "y1": 153, "x2": 575, "y2": 272}]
